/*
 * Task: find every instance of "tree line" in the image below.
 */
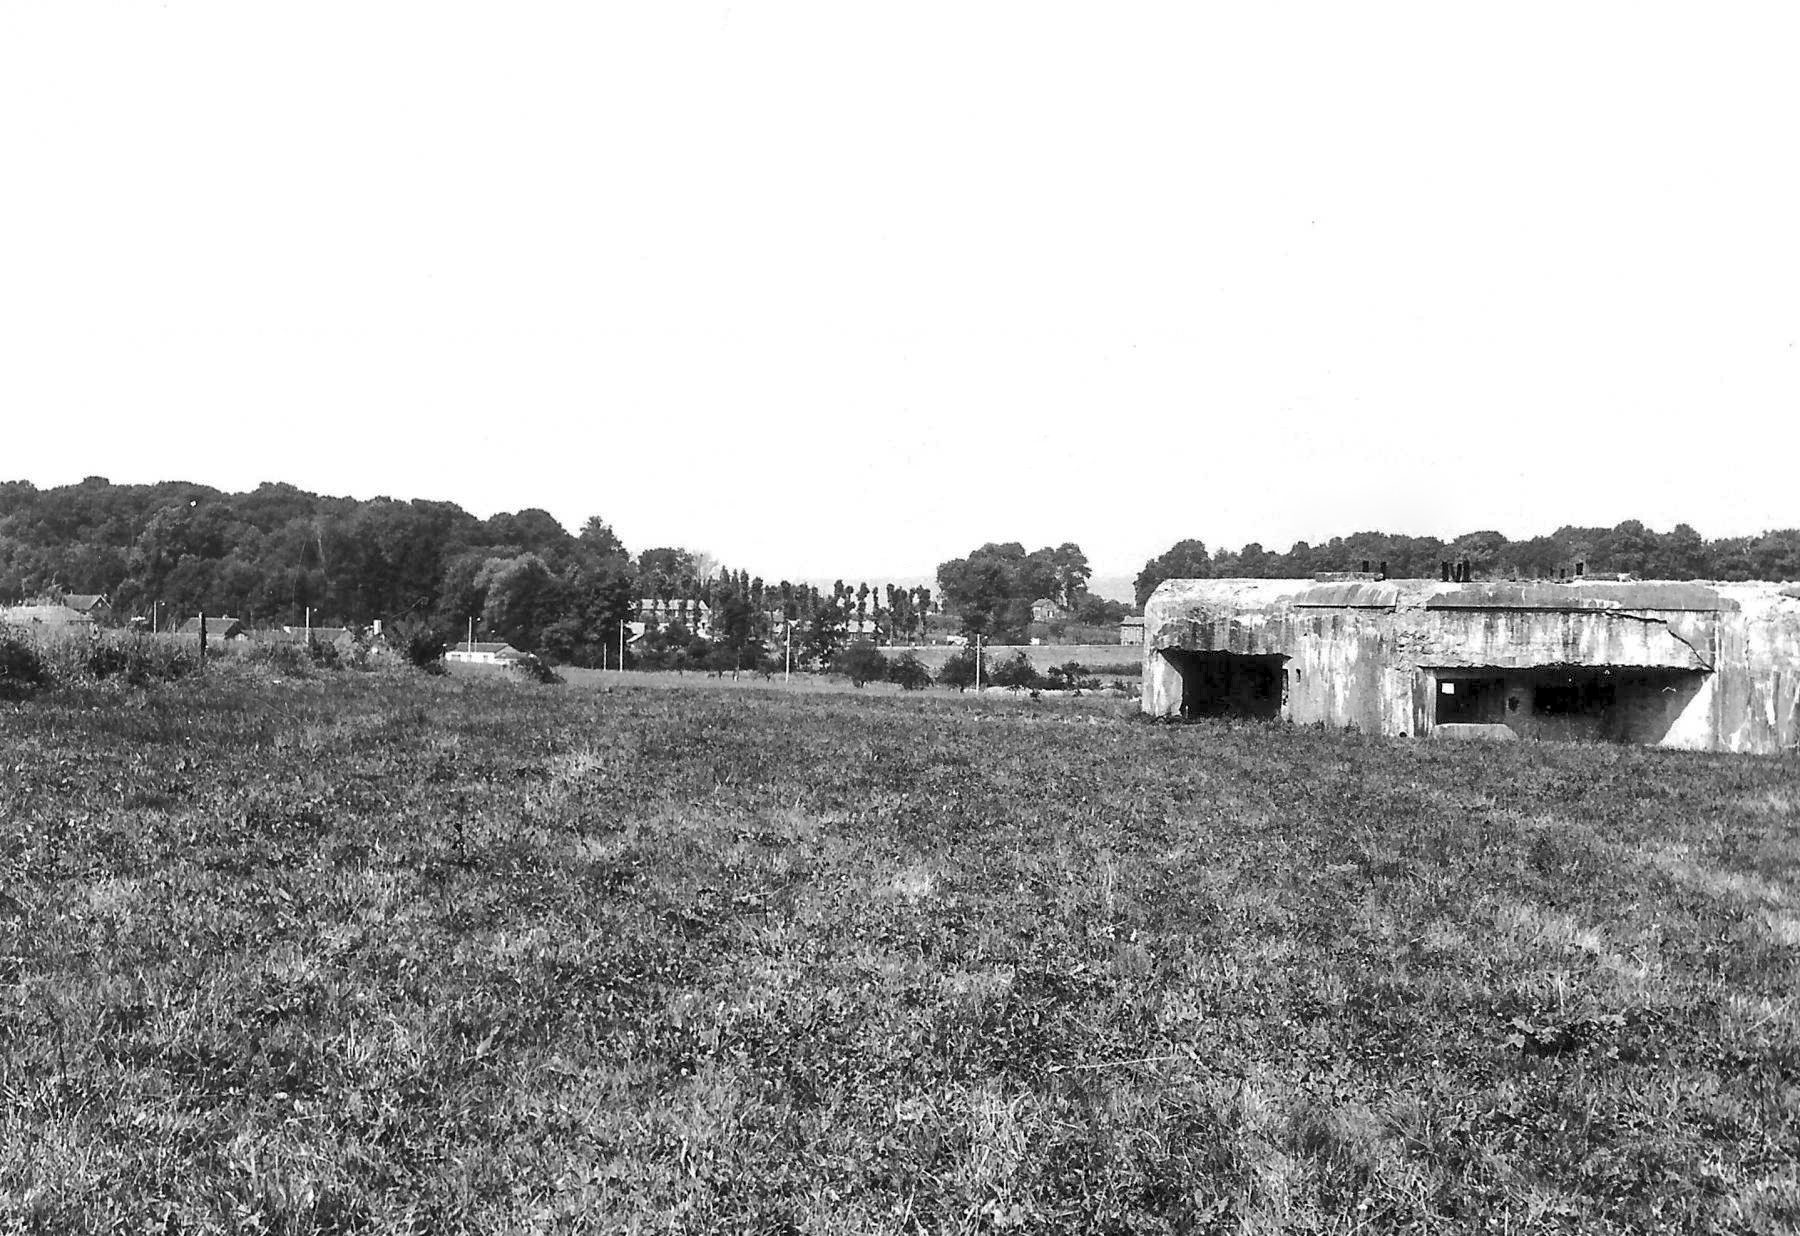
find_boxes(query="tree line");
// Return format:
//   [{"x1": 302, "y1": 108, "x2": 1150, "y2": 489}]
[
  {"x1": 1133, "y1": 522, "x2": 1800, "y2": 605},
  {"x1": 0, "y1": 477, "x2": 936, "y2": 668},
  {"x1": 7, "y1": 479, "x2": 1796, "y2": 664}
]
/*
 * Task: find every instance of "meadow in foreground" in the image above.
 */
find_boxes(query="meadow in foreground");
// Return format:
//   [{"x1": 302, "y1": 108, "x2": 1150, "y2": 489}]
[{"x1": 1, "y1": 667, "x2": 1796, "y2": 1233}]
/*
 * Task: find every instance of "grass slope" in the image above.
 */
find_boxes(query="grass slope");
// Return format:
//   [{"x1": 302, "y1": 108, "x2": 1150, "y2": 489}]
[{"x1": 1, "y1": 671, "x2": 1797, "y2": 1233}]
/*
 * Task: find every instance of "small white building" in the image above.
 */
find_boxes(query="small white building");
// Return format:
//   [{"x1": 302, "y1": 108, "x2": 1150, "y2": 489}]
[
  {"x1": 445, "y1": 641, "x2": 527, "y2": 666},
  {"x1": 1, "y1": 603, "x2": 95, "y2": 631}
]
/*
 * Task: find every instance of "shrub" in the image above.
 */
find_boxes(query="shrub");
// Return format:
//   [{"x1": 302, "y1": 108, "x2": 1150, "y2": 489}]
[
  {"x1": 989, "y1": 651, "x2": 1044, "y2": 691},
  {"x1": 508, "y1": 653, "x2": 562, "y2": 684},
  {"x1": 1073, "y1": 659, "x2": 1141, "y2": 678},
  {"x1": 886, "y1": 651, "x2": 932, "y2": 691},
  {"x1": 1, "y1": 629, "x2": 197, "y2": 696},
  {"x1": 85, "y1": 638, "x2": 133, "y2": 680},
  {"x1": 114, "y1": 634, "x2": 197, "y2": 686},
  {"x1": 248, "y1": 641, "x2": 313, "y2": 674},
  {"x1": 1045, "y1": 661, "x2": 1101, "y2": 691},
  {"x1": 834, "y1": 641, "x2": 887, "y2": 688},
  {"x1": 0, "y1": 632, "x2": 53, "y2": 701},
  {"x1": 936, "y1": 649, "x2": 981, "y2": 692},
  {"x1": 388, "y1": 618, "x2": 448, "y2": 675}
]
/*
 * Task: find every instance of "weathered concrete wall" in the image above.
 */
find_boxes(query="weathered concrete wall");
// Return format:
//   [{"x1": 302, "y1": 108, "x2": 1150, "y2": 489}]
[
  {"x1": 1710, "y1": 589, "x2": 1800, "y2": 753},
  {"x1": 1143, "y1": 578, "x2": 1800, "y2": 755}
]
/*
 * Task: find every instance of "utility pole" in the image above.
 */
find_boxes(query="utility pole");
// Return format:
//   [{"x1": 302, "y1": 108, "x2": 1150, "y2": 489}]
[
  {"x1": 784, "y1": 621, "x2": 792, "y2": 685},
  {"x1": 467, "y1": 616, "x2": 474, "y2": 654},
  {"x1": 618, "y1": 620, "x2": 626, "y2": 677},
  {"x1": 974, "y1": 634, "x2": 983, "y2": 693}
]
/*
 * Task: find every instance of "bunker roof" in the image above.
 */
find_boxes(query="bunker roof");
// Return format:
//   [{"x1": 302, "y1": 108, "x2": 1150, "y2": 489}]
[{"x1": 1147, "y1": 577, "x2": 1778, "y2": 618}]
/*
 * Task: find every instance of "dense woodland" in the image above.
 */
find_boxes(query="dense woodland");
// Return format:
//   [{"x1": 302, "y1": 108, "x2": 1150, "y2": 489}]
[
  {"x1": 3, "y1": 478, "x2": 1797, "y2": 663},
  {"x1": 0, "y1": 478, "x2": 930, "y2": 667}
]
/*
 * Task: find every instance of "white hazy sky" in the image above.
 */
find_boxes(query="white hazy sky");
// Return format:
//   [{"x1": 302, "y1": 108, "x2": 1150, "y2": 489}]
[{"x1": 3, "y1": 3, "x2": 1796, "y2": 581}]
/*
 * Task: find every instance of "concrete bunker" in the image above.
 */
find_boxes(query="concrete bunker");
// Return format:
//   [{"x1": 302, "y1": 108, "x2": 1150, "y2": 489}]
[
  {"x1": 1160, "y1": 650, "x2": 1287, "y2": 720},
  {"x1": 1142, "y1": 577, "x2": 1800, "y2": 754}
]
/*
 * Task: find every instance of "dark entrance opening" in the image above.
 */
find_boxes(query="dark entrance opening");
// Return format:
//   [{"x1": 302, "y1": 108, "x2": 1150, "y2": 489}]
[
  {"x1": 1162, "y1": 651, "x2": 1287, "y2": 720},
  {"x1": 1427, "y1": 666, "x2": 1709, "y2": 743},
  {"x1": 1520, "y1": 667, "x2": 1706, "y2": 744},
  {"x1": 1434, "y1": 675, "x2": 1506, "y2": 725}
]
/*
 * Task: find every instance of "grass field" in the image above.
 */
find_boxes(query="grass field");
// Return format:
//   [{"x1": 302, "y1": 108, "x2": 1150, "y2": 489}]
[{"x1": 2, "y1": 666, "x2": 1798, "y2": 1232}]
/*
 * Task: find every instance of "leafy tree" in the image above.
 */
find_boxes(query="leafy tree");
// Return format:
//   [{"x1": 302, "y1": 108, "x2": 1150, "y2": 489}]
[
  {"x1": 803, "y1": 600, "x2": 849, "y2": 665},
  {"x1": 476, "y1": 554, "x2": 564, "y2": 653},
  {"x1": 1448, "y1": 530, "x2": 1510, "y2": 579},
  {"x1": 540, "y1": 561, "x2": 634, "y2": 666},
  {"x1": 433, "y1": 550, "x2": 494, "y2": 635},
  {"x1": 636, "y1": 547, "x2": 695, "y2": 589},
  {"x1": 714, "y1": 592, "x2": 753, "y2": 647},
  {"x1": 1074, "y1": 593, "x2": 1128, "y2": 625},
  {"x1": 1134, "y1": 539, "x2": 1211, "y2": 606},
  {"x1": 1749, "y1": 530, "x2": 1800, "y2": 581},
  {"x1": 483, "y1": 509, "x2": 575, "y2": 565},
  {"x1": 936, "y1": 648, "x2": 982, "y2": 692},
  {"x1": 834, "y1": 641, "x2": 886, "y2": 687},
  {"x1": 578, "y1": 517, "x2": 628, "y2": 561},
  {"x1": 937, "y1": 542, "x2": 1074, "y2": 642},
  {"x1": 886, "y1": 652, "x2": 932, "y2": 691},
  {"x1": 1048, "y1": 542, "x2": 1092, "y2": 606},
  {"x1": 1651, "y1": 523, "x2": 1708, "y2": 580}
]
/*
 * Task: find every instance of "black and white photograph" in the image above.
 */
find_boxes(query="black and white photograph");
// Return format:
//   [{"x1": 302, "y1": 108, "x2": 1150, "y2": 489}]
[{"x1": 3, "y1": 2, "x2": 1797, "y2": 1231}]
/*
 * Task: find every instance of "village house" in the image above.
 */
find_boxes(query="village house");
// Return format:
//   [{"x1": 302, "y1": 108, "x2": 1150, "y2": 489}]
[
  {"x1": 248, "y1": 625, "x2": 358, "y2": 649},
  {"x1": 174, "y1": 615, "x2": 246, "y2": 641},
  {"x1": 1119, "y1": 615, "x2": 1145, "y2": 646},
  {"x1": 445, "y1": 640, "x2": 527, "y2": 666},
  {"x1": 0, "y1": 603, "x2": 95, "y2": 631},
  {"x1": 63, "y1": 594, "x2": 111, "y2": 621},
  {"x1": 634, "y1": 598, "x2": 713, "y2": 639},
  {"x1": 1030, "y1": 598, "x2": 1070, "y2": 624},
  {"x1": 1141, "y1": 576, "x2": 1800, "y2": 755}
]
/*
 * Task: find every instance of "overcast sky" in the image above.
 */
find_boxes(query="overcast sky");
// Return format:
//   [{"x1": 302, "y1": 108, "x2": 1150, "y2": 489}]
[{"x1": 4, "y1": 3, "x2": 1795, "y2": 581}]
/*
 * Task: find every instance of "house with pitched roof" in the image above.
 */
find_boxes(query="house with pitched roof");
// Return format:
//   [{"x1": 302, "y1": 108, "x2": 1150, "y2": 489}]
[
  {"x1": 63, "y1": 594, "x2": 111, "y2": 620},
  {"x1": 174, "y1": 615, "x2": 246, "y2": 641},
  {"x1": 0, "y1": 603, "x2": 95, "y2": 630}
]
